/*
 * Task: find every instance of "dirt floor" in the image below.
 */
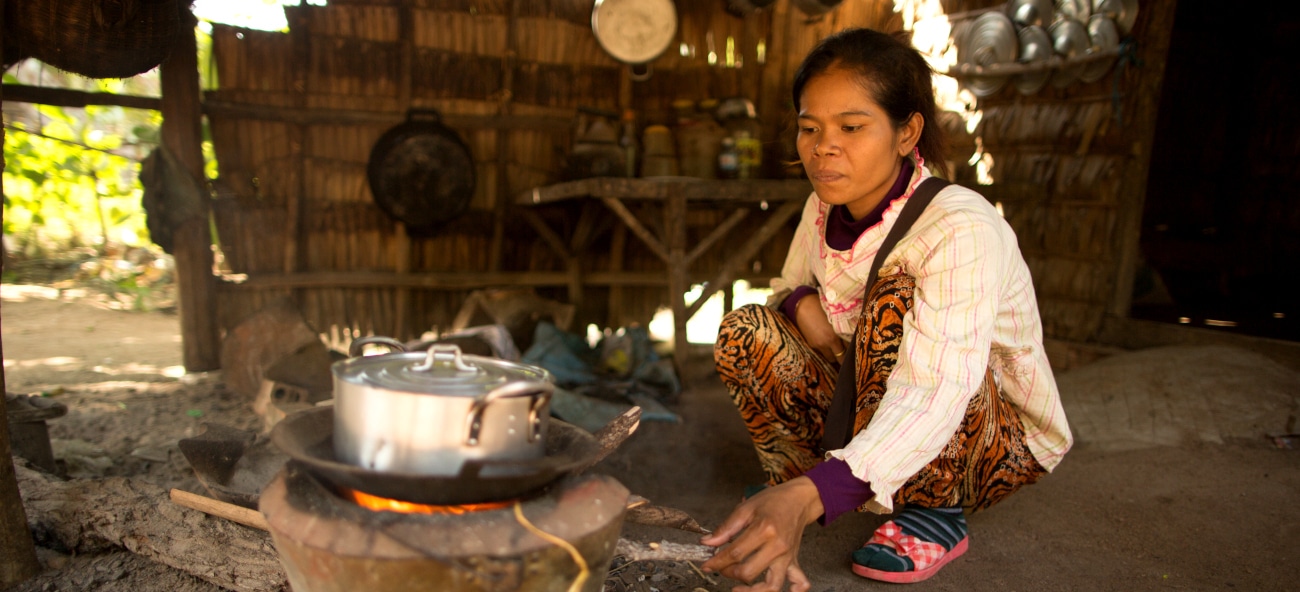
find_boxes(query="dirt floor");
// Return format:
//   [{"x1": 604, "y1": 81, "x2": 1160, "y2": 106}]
[{"x1": 4, "y1": 284, "x2": 1299, "y2": 592}]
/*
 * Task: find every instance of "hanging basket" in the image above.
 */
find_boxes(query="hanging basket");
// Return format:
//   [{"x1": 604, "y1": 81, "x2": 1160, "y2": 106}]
[{"x1": 5, "y1": 0, "x2": 182, "y2": 79}]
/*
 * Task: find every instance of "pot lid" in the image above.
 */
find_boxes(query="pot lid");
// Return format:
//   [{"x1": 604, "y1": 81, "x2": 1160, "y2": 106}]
[
  {"x1": 1006, "y1": 0, "x2": 1054, "y2": 28},
  {"x1": 960, "y1": 12, "x2": 1018, "y2": 98},
  {"x1": 1080, "y1": 15, "x2": 1120, "y2": 83},
  {"x1": 591, "y1": 0, "x2": 678, "y2": 65},
  {"x1": 334, "y1": 344, "x2": 551, "y2": 397},
  {"x1": 1092, "y1": 0, "x2": 1137, "y2": 34},
  {"x1": 1049, "y1": 17, "x2": 1090, "y2": 88},
  {"x1": 1055, "y1": 0, "x2": 1091, "y2": 23},
  {"x1": 1014, "y1": 25, "x2": 1053, "y2": 95}
]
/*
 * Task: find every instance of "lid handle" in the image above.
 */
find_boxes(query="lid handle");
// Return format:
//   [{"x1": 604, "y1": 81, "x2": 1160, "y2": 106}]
[{"x1": 412, "y1": 344, "x2": 478, "y2": 374}]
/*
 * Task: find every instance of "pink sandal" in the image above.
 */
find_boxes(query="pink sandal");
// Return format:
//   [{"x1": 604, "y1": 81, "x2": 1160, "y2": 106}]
[{"x1": 851, "y1": 520, "x2": 969, "y2": 583}]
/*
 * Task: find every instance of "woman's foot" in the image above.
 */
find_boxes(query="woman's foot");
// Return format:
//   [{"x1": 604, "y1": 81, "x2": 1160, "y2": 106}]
[{"x1": 851, "y1": 506, "x2": 968, "y2": 583}]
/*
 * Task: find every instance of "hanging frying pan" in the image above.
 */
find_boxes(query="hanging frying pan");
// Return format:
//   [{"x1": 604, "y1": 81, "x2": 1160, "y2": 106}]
[
  {"x1": 960, "y1": 12, "x2": 1018, "y2": 98},
  {"x1": 1014, "y1": 25, "x2": 1053, "y2": 95},
  {"x1": 1080, "y1": 15, "x2": 1120, "y2": 83},
  {"x1": 367, "y1": 109, "x2": 476, "y2": 234}
]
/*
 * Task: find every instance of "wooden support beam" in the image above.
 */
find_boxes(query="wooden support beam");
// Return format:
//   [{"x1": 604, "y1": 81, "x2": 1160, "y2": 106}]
[
  {"x1": 161, "y1": 8, "x2": 220, "y2": 372},
  {"x1": 489, "y1": 0, "x2": 521, "y2": 272},
  {"x1": 202, "y1": 99, "x2": 573, "y2": 131},
  {"x1": 1, "y1": 9, "x2": 45, "y2": 578},
  {"x1": 608, "y1": 224, "x2": 627, "y2": 328},
  {"x1": 0, "y1": 83, "x2": 161, "y2": 110},
  {"x1": 217, "y1": 270, "x2": 779, "y2": 291},
  {"x1": 684, "y1": 207, "x2": 748, "y2": 267},
  {"x1": 520, "y1": 209, "x2": 572, "y2": 260},
  {"x1": 1110, "y1": 0, "x2": 1179, "y2": 322},
  {"x1": 519, "y1": 177, "x2": 812, "y2": 206},
  {"x1": 600, "y1": 197, "x2": 670, "y2": 262},
  {"x1": 686, "y1": 199, "x2": 802, "y2": 321},
  {"x1": 665, "y1": 195, "x2": 690, "y2": 376}
]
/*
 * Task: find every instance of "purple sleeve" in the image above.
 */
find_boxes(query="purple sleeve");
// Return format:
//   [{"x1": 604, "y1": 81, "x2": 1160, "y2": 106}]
[
  {"x1": 804, "y1": 458, "x2": 875, "y2": 525},
  {"x1": 780, "y1": 286, "x2": 819, "y2": 320}
]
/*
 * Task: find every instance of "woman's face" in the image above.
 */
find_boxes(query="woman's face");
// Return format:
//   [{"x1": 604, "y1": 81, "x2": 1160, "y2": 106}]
[{"x1": 796, "y1": 67, "x2": 922, "y2": 220}]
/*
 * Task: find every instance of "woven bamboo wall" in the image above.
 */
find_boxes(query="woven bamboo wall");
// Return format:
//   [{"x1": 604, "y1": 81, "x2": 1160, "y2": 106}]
[{"x1": 205, "y1": 0, "x2": 1170, "y2": 344}]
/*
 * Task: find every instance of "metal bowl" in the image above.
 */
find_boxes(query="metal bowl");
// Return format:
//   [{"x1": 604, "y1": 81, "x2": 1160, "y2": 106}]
[
  {"x1": 1080, "y1": 15, "x2": 1120, "y2": 83},
  {"x1": 1007, "y1": 0, "x2": 1054, "y2": 27},
  {"x1": 1092, "y1": 0, "x2": 1138, "y2": 34},
  {"x1": 1049, "y1": 17, "x2": 1090, "y2": 88},
  {"x1": 960, "y1": 12, "x2": 1018, "y2": 97},
  {"x1": 1015, "y1": 26, "x2": 1054, "y2": 95}
]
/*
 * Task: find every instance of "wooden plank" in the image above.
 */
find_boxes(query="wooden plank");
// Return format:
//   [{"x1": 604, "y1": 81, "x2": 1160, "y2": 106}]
[
  {"x1": 202, "y1": 99, "x2": 573, "y2": 131},
  {"x1": 161, "y1": 8, "x2": 221, "y2": 372},
  {"x1": 518, "y1": 177, "x2": 812, "y2": 205},
  {"x1": 0, "y1": 83, "x2": 162, "y2": 111},
  {"x1": 217, "y1": 270, "x2": 779, "y2": 290}
]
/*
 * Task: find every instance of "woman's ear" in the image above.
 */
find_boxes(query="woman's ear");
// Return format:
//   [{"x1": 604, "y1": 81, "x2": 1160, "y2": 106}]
[{"x1": 897, "y1": 112, "x2": 923, "y2": 157}]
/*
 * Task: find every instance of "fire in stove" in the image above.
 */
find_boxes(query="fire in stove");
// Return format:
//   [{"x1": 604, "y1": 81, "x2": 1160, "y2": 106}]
[{"x1": 343, "y1": 486, "x2": 514, "y2": 515}]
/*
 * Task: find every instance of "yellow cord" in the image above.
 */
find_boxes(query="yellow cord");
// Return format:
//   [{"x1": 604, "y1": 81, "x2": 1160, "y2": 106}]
[{"x1": 513, "y1": 502, "x2": 589, "y2": 592}]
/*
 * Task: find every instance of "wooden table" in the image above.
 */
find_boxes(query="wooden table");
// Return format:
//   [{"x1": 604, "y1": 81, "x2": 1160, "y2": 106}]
[{"x1": 517, "y1": 177, "x2": 812, "y2": 375}]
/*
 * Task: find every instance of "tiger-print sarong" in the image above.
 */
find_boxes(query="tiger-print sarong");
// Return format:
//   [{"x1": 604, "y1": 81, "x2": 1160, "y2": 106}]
[{"x1": 713, "y1": 272, "x2": 1046, "y2": 512}]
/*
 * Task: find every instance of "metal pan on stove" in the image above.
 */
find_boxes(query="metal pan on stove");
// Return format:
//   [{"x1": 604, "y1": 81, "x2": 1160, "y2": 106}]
[{"x1": 272, "y1": 406, "x2": 600, "y2": 505}]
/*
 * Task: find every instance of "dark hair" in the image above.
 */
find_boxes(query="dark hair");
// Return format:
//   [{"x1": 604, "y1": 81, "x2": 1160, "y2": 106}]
[{"x1": 792, "y1": 28, "x2": 949, "y2": 178}]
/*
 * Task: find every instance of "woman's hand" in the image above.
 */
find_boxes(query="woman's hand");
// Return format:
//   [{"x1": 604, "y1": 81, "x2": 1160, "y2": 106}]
[
  {"x1": 793, "y1": 293, "x2": 847, "y2": 363},
  {"x1": 700, "y1": 477, "x2": 825, "y2": 592}
]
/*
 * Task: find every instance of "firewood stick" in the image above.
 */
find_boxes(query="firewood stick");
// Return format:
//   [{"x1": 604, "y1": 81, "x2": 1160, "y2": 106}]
[
  {"x1": 575, "y1": 405, "x2": 642, "y2": 474},
  {"x1": 169, "y1": 488, "x2": 270, "y2": 531},
  {"x1": 614, "y1": 539, "x2": 716, "y2": 564}
]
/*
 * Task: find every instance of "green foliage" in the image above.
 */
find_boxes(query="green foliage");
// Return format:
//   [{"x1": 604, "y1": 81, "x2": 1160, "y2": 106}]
[{"x1": 3, "y1": 104, "x2": 154, "y2": 257}]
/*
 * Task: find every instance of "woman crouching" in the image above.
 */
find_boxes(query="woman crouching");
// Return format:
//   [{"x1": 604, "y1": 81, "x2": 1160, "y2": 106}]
[{"x1": 702, "y1": 28, "x2": 1073, "y2": 591}]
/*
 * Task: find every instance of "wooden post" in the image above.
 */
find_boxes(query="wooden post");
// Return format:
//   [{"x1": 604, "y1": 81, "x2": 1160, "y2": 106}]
[
  {"x1": 1, "y1": 4, "x2": 45, "y2": 576},
  {"x1": 489, "y1": 0, "x2": 521, "y2": 272},
  {"x1": 161, "y1": 7, "x2": 220, "y2": 371},
  {"x1": 1109, "y1": 0, "x2": 1179, "y2": 321},
  {"x1": 607, "y1": 224, "x2": 627, "y2": 328},
  {"x1": 665, "y1": 196, "x2": 689, "y2": 377}
]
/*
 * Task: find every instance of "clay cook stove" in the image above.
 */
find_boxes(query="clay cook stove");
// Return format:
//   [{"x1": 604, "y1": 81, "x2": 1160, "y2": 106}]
[{"x1": 263, "y1": 406, "x2": 629, "y2": 592}]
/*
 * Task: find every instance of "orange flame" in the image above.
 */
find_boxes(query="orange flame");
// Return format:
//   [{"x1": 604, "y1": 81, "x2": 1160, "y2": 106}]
[{"x1": 344, "y1": 488, "x2": 512, "y2": 515}]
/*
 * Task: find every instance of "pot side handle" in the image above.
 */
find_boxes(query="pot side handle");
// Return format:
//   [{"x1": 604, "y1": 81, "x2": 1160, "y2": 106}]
[{"x1": 466, "y1": 381, "x2": 554, "y2": 447}]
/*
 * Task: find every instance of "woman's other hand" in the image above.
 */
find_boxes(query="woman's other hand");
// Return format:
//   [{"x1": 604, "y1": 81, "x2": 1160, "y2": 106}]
[
  {"x1": 700, "y1": 477, "x2": 825, "y2": 592},
  {"x1": 793, "y1": 293, "x2": 847, "y2": 363}
]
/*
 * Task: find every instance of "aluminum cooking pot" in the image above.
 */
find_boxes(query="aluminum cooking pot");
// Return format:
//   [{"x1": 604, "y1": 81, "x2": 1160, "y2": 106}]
[{"x1": 332, "y1": 337, "x2": 553, "y2": 476}]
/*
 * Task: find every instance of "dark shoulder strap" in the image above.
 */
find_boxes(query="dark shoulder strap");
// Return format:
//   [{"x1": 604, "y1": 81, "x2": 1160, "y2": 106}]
[{"x1": 819, "y1": 176, "x2": 952, "y2": 453}]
